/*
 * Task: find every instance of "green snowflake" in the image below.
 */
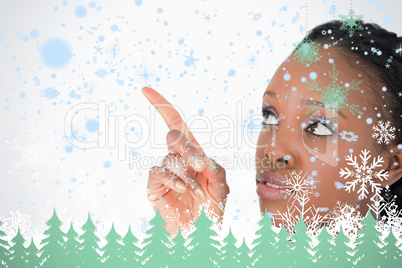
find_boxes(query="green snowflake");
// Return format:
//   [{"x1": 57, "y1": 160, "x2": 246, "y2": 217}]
[
  {"x1": 339, "y1": 8, "x2": 364, "y2": 37},
  {"x1": 293, "y1": 37, "x2": 321, "y2": 67},
  {"x1": 304, "y1": 63, "x2": 363, "y2": 124}
]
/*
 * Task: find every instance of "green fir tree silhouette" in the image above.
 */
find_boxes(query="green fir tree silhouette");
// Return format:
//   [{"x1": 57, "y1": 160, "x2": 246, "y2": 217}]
[
  {"x1": 64, "y1": 221, "x2": 81, "y2": 267},
  {"x1": 289, "y1": 213, "x2": 314, "y2": 267},
  {"x1": 142, "y1": 208, "x2": 172, "y2": 268},
  {"x1": 101, "y1": 222, "x2": 123, "y2": 267},
  {"x1": 25, "y1": 237, "x2": 40, "y2": 268},
  {"x1": 220, "y1": 227, "x2": 239, "y2": 267},
  {"x1": 380, "y1": 226, "x2": 401, "y2": 267},
  {"x1": 186, "y1": 206, "x2": 220, "y2": 267},
  {"x1": 8, "y1": 227, "x2": 26, "y2": 268},
  {"x1": 236, "y1": 237, "x2": 251, "y2": 268},
  {"x1": 0, "y1": 220, "x2": 9, "y2": 267},
  {"x1": 314, "y1": 223, "x2": 335, "y2": 266},
  {"x1": 355, "y1": 208, "x2": 384, "y2": 268},
  {"x1": 79, "y1": 212, "x2": 102, "y2": 267},
  {"x1": 250, "y1": 209, "x2": 277, "y2": 267},
  {"x1": 120, "y1": 225, "x2": 142, "y2": 267},
  {"x1": 169, "y1": 227, "x2": 189, "y2": 267},
  {"x1": 270, "y1": 221, "x2": 291, "y2": 267},
  {"x1": 40, "y1": 208, "x2": 66, "y2": 268},
  {"x1": 332, "y1": 224, "x2": 355, "y2": 266}
]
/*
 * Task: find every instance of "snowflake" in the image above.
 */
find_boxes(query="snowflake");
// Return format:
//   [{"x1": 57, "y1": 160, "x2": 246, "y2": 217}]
[
  {"x1": 247, "y1": 11, "x2": 261, "y2": 21},
  {"x1": 372, "y1": 120, "x2": 396, "y2": 145},
  {"x1": 95, "y1": 68, "x2": 109, "y2": 78},
  {"x1": 271, "y1": 170, "x2": 328, "y2": 238},
  {"x1": 164, "y1": 204, "x2": 195, "y2": 239},
  {"x1": 339, "y1": 130, "x2": 358, "y2": 142},
  {"x1": 325, "y1": 201, "x2": 364, "y2": 241},
  {"x1": 339, "y1": 149, "x2": 389, "y2": 200},
  {"x1": 110, "y1": 24, "x2": 120, "y2": 32},
  {"x1": 292, "y1": 37, "x2": 321, "y2": 67},
  {"x1": 0, "y1": 210, "x2": 33, "y2": 240},
  {"x1": 6, "y1": 125, "x2": 60, "y2": 184},
  {"x1": 377, "y1": 185, "x2": 402, "y2": 237},
  {"x1": 162, "y1": 154, "x2": 193, "y2": 186},
  {"x1": 130, "y1": 191, "x2": 153, "y2": 215},
  {"x1": 253, "y1": 13, "x2": 261, "y2": 21},
  {"x1": 304, "y1": 63, "x2": 363, "y2": 124},
  {"x1": 201, "y1": 201, "x2": 221, "y2": 226},
  {"x1": 282, "y1": 170, "x2": 314, "y2": 204},
  {"x1": 0, "y1": 204, "x2": 70, "y2": 248},
  {"x1": 272, "y1": 191, "x2": 329, "y2": 238},
  {"x1": 367, "y1": 190, "x2": 386, "y2": 220},
  {"x1": 40, "y1": 86, "x2": 60, "y2": 100},
  {"x1": 265, "y1": 36, "x2": 274, "y2": 48},
  {"x1": 339, "y1": 8, "x2": 364, "y2": 37},
  {"x1": 334, "y1": 181, "x2": 344, "y2": 190},
  {"x1": 66, "y1": 170, "x2": 109, "y2": 209}
]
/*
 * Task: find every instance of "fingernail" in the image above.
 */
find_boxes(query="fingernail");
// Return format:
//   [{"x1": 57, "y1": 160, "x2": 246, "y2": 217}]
[
  {"x1": 195, "y1": 187, "x2": 206, "y2": 201},
  {"x1": 209, "y1": 158, "x2": 219, "y2": 174},
  {"x1": 194, "y1": 154, "x2": 206, "y2": 171},
  {"x1": 175, "y1": 180, "x2": 187, "y2": 191}
]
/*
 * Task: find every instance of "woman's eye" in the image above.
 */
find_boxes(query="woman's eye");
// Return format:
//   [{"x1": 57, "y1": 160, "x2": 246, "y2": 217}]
[
  {"x1": 305, "y1": 121, "x2": 334, "y2": 136},
  {"x1": 262, "y1": 110, "x2": 279, "y2": 126}
]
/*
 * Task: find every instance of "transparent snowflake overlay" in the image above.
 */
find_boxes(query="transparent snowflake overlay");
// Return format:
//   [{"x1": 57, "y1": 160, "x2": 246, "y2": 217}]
[
  {"x1": 292, "y1": 37, "x2": 321, "y2": 67},
  {"x1": 339, "y1": 8, "x2": 364, "y2": 37},
  {"x1": 304, "y1": 63, "x2": 363, "y2": 124},
  {"x1": 6, "y1": 125, "x2": 61, "y2": 185},
  {"x1": 66, "y1": 170, "x2": 110, "y2": 210}
]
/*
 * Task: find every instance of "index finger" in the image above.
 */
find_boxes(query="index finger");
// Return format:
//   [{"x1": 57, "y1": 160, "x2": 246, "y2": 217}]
[{"x1": 141, "y1": 86, "x2": 205, "y2": 154}]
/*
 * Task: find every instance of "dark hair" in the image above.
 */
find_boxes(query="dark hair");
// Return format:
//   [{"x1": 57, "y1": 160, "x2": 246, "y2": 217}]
[{"x1": 301, "y1": 20, "x2": 402, "y2": 218}]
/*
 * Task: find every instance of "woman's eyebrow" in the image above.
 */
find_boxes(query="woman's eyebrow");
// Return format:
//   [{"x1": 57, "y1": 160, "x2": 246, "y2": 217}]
[
  {"x1": 301, "y1": 99, "x2": 347, "y2": 119},
  {"x1": 263, "y1": 90, "x2": 278, "y2": 99}
]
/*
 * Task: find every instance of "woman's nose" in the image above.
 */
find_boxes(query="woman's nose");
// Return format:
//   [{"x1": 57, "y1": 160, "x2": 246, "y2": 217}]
[
  {"x1": 264, "y1": 149, "x2": 296, "y2": 170},
  {"x1": 277, "y1": 157, "x2": 289, "y2": 166}
]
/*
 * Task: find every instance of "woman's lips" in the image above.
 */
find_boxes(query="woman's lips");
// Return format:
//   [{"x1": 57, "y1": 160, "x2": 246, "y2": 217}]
[{"x1": 256, "y1": 170, "x2": 290, "y2": 200}]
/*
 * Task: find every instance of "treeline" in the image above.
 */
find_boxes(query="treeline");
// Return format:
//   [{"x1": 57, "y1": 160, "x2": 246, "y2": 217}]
[{"x1": 0, "y1": 207, "x2": 400, "y2": 267}]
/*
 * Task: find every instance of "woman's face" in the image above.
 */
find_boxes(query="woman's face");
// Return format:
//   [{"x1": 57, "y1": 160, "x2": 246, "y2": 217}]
[{"x1": 255, "y1": 47, "x2": 389, "y2": 227}]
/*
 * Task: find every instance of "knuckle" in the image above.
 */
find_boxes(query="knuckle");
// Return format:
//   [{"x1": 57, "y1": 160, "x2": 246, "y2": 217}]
[
  {"x1": 149, "y1": 166, "x2": 161, "y2": 176},
  {"x1": 162, "y1": 153, "x2": 181, "y2": 165},
  {"x1": 166, "y1": 129, "x2": 186, "y2": 144}
]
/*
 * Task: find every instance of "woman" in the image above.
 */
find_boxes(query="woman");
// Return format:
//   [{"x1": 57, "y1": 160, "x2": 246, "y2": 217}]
[{"x1": 141, "y1": 20, "x2": 402, "y2": 237}]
